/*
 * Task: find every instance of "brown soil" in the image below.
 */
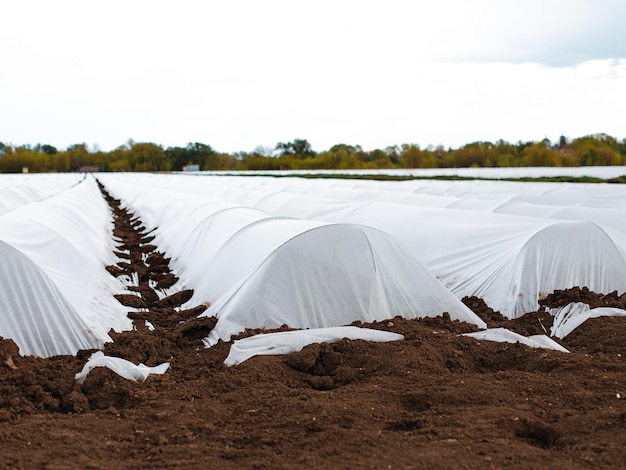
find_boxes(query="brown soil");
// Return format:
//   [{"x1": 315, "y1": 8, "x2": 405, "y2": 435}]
[
  {"x1": 541, "y1": 286, "x2": 626, "y2": 310},
  {"x1": 1, "y1": 187, "x2": 625, "y2": 469}
]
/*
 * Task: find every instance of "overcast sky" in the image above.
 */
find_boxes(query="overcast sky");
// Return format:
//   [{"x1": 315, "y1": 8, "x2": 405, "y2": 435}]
[{"x1": 1, "y1": 0, "x2": 625, "y2": 153}]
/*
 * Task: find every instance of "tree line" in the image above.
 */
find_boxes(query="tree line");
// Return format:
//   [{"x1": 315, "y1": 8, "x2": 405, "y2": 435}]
[{"x1": 1, "y1": 134, "x2": 625, "y2": 173}]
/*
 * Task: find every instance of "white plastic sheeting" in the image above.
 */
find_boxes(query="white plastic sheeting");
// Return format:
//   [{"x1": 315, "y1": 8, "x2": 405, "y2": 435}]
[
  {"x1": 198, "y1": 166, "x2": 626, "y2": 180},
  {"x1": 345, "y1": 208, "x2": 625, "y2": 318},
  {"x1": 75, "y1": 351, "x2": 170, "y2": 383},
  {"x1": 463, "y1": 328, "x2": 570, "y2": 353},
  {"x1": 203, "y1": 223, "x2": 485, "y2": 345},
  {"x1": 0, "y1": 176, "x2": 131, "y2": 356},
  {"x1": 99, "y1": 174, "x2": 486, "y2": 345},
  {"x1": 5, "y1": 170, "x2": 623, "y2": 356},
  {"x1": 140, "y1": 174, "x2": 626, "y2": 319},
  {"x1": 6, "y1": 170, "x2": 624, "y2": 359},
  {"x1": 95, "y1": 178, "x2": 273, "y2": 291},
  {"x1": 97, "y1": 173, "x2": 626, "y2": 320},
  {"x1": 309, "y1": 202, "x2": 626, "y2": 317},
  {"x1": 224, "y1": 326, "x2": 404, "y2": 366},
  {"x1": 0, "y1": 241, "x2": 99, "y2": 357},
  {"x1": 0, "y1": 173, "x2": 84, "y2": 215},
  {"x1": 548, "y1": 302, "x2": 626, "y2": 339}
]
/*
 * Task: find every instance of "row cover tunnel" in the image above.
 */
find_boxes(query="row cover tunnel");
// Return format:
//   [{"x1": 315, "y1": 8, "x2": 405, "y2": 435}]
[{"x1": 2, "y1": 172, "x2": 626, "y2": 356}]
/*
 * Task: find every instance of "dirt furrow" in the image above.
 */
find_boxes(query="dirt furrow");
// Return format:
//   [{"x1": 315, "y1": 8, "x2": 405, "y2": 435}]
[{"x1": 98, "y1": 182, "x2": 215, "y2": 335}]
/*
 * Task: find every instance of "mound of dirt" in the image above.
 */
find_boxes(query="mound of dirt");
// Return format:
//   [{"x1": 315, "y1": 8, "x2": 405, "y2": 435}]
[
  {"x1": 540, "y1": 286, "x2": 626, "y2": 310},
  {"x1": 2, "y1": 310, "x2": 625, "y2": 468}
]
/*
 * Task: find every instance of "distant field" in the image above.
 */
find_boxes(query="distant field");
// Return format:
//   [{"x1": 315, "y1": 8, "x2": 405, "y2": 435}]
[{"x1": 196, "y1": 165, "x2": 626, "y2": 182}]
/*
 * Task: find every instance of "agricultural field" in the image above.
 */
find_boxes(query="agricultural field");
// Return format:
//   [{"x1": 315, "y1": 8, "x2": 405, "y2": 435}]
[{"x1": 1, "y1": 170, "x2": 626, "y2": 468}]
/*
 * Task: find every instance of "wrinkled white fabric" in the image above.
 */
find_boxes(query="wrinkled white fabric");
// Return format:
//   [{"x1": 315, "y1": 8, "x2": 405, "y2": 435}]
[
  {"x1": 75, "y1": 351, "x2": 170, "y2": 383},
  {"x1": 99, "y1": 174, "x2": 485, "y2": 347},
  {"x1": 0, "y1": 176, "x2": 131, "y2": 356},
  {"x1": 549, "y1": 302, "x2": 626, "y2": 339},
  {"x1": 0, "y1": 241, "x2": 103, "y2": 357},
  {"x1": 99, "y1": 172, "x2": 626, "y2": 321},
  {"x1": 0, "y1": 173, "x2": 83, "y2": 215},
  {"x1": 463, "y1": 328, "x2": 569, "y2": 353},
  {"x1": 224, "y1": 326, "x2": 404, "y2": 366},
  {"x1": 197, "y1": 166, "x2": 626, "y2": 180},
  {"x1": 131, "y1": 173, "x2": 626, "y2": 319},
  {"x1": 203, "y1": 223, "x2": 485, "y2": 345}
]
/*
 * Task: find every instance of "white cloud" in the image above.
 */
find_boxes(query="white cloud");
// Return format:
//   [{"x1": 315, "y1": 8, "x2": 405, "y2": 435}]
[{"x1": 1, "y1": 1, "x2": 624, "y2": 152}]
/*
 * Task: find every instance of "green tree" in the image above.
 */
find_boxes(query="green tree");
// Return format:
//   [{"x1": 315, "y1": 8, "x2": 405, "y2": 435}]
[
  {"x1": 401, "y1": 144, "x2": 436, "y2": 168},
  {"x1": 319, "y1": 144, "x2": 354, "y2": 169},
  {"x1": 384, "y1": 146, "x2": 400, "y2": 166},
  {"x1": 127, "y1": 142, "x2": 169, "y2": 172},
  {"x1": 165, "y1": 142, "x2": 216, "y2": 171},
  {"x1": 446, "y1": 142, "x2": 496, "y2": 167},
  {"x1": 0, "y1": 146, "x2": 29, "y2": 172},
  {"x1": 164, "y1": 146, "x2": 189, "y2": 171},
  {"x1": 521, "y1": 141, "x2": 559, "y2": 166},
  {"x1": 108, "y1": 157, "x2": 131, "y2": 171},
  {"x1": 572, "y1": 134, "x2": 622, "y2": 166},
  {"x1": 64, "y1": 143, "x2": 92, "y2": 171},
  {"x1": 50, "y1": 152, "x2": 70, "y2": 172},
  {"x1": 275, "y1": 139, "x2": 316, "y2": 158},
  {"x1": 493, "y1": 140, "x2": 520, "y2": 167},
  {"x1": 34, "y1": 144, "x2": 58, "y2": 155}
]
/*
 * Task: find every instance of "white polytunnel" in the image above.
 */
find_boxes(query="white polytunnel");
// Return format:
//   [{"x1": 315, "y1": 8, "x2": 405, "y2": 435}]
[
  {"x1": 4, "y1": 169, "x2": 626, "y2": 358},
  {"x1": 0, "y1": 176, "x2": 131, "y2": 356},
  {"x1": 0, "y1": 173, "x2": 84, "y2": 215},
  {"x1": 98, "y1": 173, "x2": 486, "y2": 346},
  {"x1": 125, "y1": 173, "x2": 626, "y2": 320},
  {"x1": 0, "y1": 240, "x2": 100, "y2": 357},
  {"x1": 96, "y1": 177, "x2": 271, "y2": 285},
  {"x1": 203, "y1": 166, "x2": 626, "y2": 180},
  {"x1": 492, "y1": 202, "x2": 626, "y2": 252},
  {"x1": 97, "y1": 173, "x2": 626, "y2": 322},
  {"x1": 187, "y1": 217, "x2": 327, "y2": 305},
  {"x1": 298, "y1": 202, "x2": 626, "y2": 318},
  {"x1": 202, "y1": 223, "x2": 485, "y2": 345}
]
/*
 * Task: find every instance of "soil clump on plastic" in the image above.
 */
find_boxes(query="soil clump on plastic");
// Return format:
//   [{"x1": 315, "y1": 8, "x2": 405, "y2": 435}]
[{"x1": 1, "y1": 190, "x2": 625, "y2": 468}]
